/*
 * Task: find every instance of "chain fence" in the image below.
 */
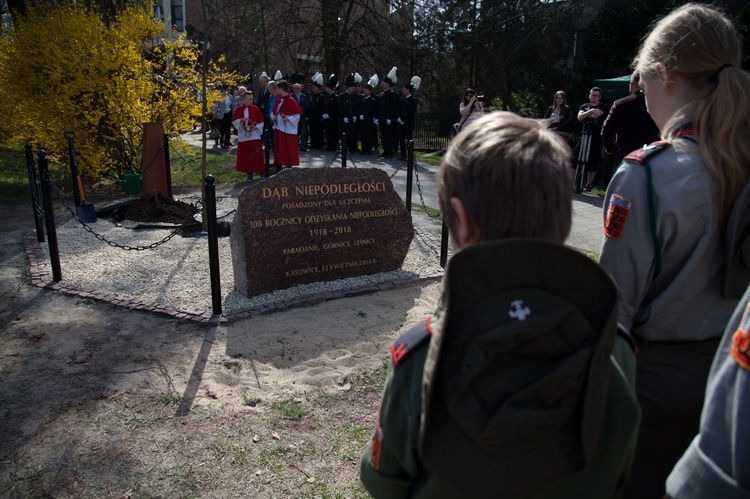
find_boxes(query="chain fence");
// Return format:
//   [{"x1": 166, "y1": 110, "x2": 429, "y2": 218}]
[{"x1": 45, "y1": 173, "x2": 201, "y2": 252}]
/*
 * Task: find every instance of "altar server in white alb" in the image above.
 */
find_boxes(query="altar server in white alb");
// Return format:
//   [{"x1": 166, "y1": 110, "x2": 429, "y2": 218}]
[
  {"x1": 272, "y1": 80, "x2": 302, "y2": 168},
  {"x1": 232, "y1": 87, "x2": 266, "y2": 182}
]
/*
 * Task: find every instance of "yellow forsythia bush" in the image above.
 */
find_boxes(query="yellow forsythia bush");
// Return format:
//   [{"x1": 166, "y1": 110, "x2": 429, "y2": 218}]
[{"x1": 0, "y1": 4, "x2": 205, "y2": 179}]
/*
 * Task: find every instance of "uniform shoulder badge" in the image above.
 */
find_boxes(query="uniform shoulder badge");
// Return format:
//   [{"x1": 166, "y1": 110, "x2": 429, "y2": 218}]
[
  {"x1": 390, "y1": 318, "x2": 432, "y2": 369},
  {"x1": 623, "y1": 140, "x2": 670, "y2": 165},
  {"x1": 604, "y1": 193, "x2": 633, "y2": 239},
  {"x1": 732, "y1": 301, "x2": 750, "y2": 371}
]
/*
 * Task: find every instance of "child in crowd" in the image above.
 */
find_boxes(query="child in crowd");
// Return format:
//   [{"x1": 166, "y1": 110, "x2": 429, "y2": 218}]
[{"x1": 360, "y1": 111, "x2": 641, "y2": 498}]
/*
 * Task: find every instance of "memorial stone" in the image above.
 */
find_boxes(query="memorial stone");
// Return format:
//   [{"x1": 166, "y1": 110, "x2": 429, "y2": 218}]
[{"x1": 231, "y1": 168, "x2": 414, "y2": 297}]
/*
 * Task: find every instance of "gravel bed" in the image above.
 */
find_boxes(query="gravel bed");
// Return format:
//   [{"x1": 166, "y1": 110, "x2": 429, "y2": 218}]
[{"x1": 41, "y1": 194, "x2": 445, "y2": 315}]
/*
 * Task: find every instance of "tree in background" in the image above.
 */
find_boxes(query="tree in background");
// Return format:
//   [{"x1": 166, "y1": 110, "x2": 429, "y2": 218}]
[
  {"x1": 412, "y1": 0, "x2": 580, "y2": 115},
  {"x1": 0, "y1": 3, "x2": 204, "y2": 179}
]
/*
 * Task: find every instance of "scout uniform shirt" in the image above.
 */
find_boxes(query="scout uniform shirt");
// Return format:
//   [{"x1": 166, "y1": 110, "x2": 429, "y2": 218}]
[
  {"x1": 598, "y1": 136, "x2": 737, "y2": 341},
  {"x1": 667, "y1": 284, "x2": 750, "y2": 498}
]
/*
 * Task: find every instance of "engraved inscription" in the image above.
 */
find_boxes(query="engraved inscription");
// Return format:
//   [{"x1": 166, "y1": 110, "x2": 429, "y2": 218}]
[{"x1": 230, "y1": 168, "x2": 414, "y2": 298}]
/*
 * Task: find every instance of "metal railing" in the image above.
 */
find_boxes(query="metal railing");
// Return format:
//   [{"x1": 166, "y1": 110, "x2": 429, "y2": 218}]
[{"x1": 413, "y1": 112, "x2": 460, "y2": 151}]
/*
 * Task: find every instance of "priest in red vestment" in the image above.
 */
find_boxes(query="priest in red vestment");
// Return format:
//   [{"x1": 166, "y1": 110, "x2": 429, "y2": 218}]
[
  {"x1": 232, "y1": 89, "x2": 266, "y2": 181},
  {"x1": 272, "y1": 80, "x2": 302, "y2": 168}
]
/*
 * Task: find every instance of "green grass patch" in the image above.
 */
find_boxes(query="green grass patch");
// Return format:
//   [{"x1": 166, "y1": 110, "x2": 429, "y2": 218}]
[
  {"x1": 160, "y1": 393, "x2": 183, "y2": 406},
  {"x1": 270, "y1": 397, "x2": 313, "y2": 422},
  {"x1": 414, "y1": 150, "x2": 443, "y2": 166},
  {"x1": 411, "y1": 204, "x2": 443, "y2": 220},
  {"x1": 351, "y1": 358, "x2": 389, "y2": 391},
  {"x1": 167, "y1": 142, "x2": 242, "y2": 187},
  {"x1": 0, "y1": 144, "x2": 70, "y2": 204}
]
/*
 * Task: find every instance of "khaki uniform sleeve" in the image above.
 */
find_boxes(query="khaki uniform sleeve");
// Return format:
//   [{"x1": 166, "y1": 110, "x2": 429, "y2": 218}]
[
  {"x1": 598, "y1": 161, "x2": 655, "y2": 333},
  {"x1": 667, "y1": 290, "x2": 750, "y2": 498},
  {"x1": 360, "y1": 351, "x2": 426, "y2": 498}
]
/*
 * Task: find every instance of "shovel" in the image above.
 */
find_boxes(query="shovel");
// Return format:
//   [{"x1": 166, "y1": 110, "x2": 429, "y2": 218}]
[{"x1": 65, "y1": 132, "x2": 97, "y2": 223}]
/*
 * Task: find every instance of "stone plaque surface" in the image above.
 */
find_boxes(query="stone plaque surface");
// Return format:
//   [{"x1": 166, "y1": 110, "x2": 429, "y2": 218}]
[{"x1": 230, "y1": 168, "x2": 414, "y2": 297}]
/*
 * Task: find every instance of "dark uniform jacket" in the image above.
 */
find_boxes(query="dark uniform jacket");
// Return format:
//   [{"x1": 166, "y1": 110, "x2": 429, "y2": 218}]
[
  {"x1": 309, "y1": 91, "x2": 323, "y2": 121},
  {"x1": 601, "y1": 91, "x2": 659, "y2": 166},
  {"x1": 292, "y1": 91, "x2": 309, "y2": 116},
  {"x1": 322, "y1": 91, "x2": 339, "y2": 121},
  {"x1": 361, "y1": 94, "x2": 379, "y2": 122},
  {"x1": 379, "y1": 88, "x2": 399, "y2": 123},
  {"x1": 397, "y1": 94, "x2": 417, "y2": 131}
]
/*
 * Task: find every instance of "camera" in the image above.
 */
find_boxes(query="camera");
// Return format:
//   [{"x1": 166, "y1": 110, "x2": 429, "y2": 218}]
[{"x1": 476, "y1": 95, "x2": 485, "y2": 102}]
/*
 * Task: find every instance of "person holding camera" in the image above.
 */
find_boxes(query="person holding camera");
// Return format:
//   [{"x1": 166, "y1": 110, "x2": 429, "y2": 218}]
[{"x1": 457, "y1": 89, "x2": 484, "y2": 134}]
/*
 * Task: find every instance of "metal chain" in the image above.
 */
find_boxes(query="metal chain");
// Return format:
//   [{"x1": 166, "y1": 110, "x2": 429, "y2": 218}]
[
  {"x1": 140, "y1": 140, "x2": 165, "y2": 176},
  {"x1": 23, "y1": 151, "x2": 46, "y2": 220},
  {"x1": 389, "y1": 158, "x2": 405, "y2": 180},
  {"x1": 46, "y1": 174, "x2": 199, "y2": 251},
  {"x1": 324, "y1": 148, "x2": 340, "y2": 168},
  {"x1": 29, "y1": 176, "x2": 45, "y2": 220},
  {"x1": 413, "y1": 160, "x2": 441, "y2": 218}
]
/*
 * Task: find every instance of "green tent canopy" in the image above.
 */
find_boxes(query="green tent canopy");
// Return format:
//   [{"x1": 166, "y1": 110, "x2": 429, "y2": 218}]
[{"x1": 593, "y1": 75, "x2": 631, "y2": 100}]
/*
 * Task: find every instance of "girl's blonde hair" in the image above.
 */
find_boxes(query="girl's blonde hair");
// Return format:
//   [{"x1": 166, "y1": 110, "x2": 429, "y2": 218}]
[{"x1": 634, "y1": 3, "x2": 750, "y2": 224}]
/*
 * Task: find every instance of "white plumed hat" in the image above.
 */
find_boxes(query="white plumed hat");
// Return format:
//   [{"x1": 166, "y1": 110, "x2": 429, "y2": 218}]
[
  {"x1": 274, "y1": 70, "x2": 283, "y2": 80},
  {"x1": 368, "y1": 74, "x2": 379, "y2": 87},
  {"x1": 354, "y1": 72, "x2": 362, "y2": 83},
  {"x1": 385, "y1": 66, "x2": 397, "y2": 84},
  {"x1": 410, "y1": 75, "x2": 422, "y2": 90}
]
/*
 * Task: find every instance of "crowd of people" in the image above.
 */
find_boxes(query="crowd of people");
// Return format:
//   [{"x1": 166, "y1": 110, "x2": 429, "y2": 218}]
[
  {"x1": 210, "y1": 67, "x2": 422, "y2": 182},
  {"x1": 208, "y1": 7, "x2": 750, "y2": 496},
  {"x1": 359, "y1": 3, "x2": 750, "y2": 498}
]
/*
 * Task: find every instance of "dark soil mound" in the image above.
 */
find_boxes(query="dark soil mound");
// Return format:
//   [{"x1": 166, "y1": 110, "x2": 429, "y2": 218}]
[{"x1": 124, "y1": 194, "x2": 198, "y2": 224}]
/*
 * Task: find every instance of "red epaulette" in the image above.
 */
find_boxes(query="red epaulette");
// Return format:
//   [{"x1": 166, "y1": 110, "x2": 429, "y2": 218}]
[
  {"x1": 623, "y1": 140, "x2": 670, "y2": 165},
  {"x1": 390, "y1": 317, "x2": 433, "y2": 369}
]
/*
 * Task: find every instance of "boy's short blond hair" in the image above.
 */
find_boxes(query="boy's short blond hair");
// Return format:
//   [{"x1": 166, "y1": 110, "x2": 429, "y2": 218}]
[{"x1": 439, "y1": 111, "x2": 573, "y2": 243}]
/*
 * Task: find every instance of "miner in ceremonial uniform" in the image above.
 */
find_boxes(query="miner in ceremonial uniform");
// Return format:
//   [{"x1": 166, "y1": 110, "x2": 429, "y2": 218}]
[
  {"x1": 360, "y1": 112, "x2": 640, "y2": 498},
  {"x1": 360, "y1": 75, "x2": 380, "y2": 156},
  {"x1": 322, "y1": 75, "x2": 339, "y2": 152},
  {"x1": 396, "y1": 76, "x2": 419, "y2": 161},
  {"x1": 339, "y1": 73, "x2": 361, "y2": 154},
  {"x1": 308, "y1": 72, "x2": 325, "y2": 149},
  {"x1": 378, "y1": 67, "x2": 399, "y2": 158}
]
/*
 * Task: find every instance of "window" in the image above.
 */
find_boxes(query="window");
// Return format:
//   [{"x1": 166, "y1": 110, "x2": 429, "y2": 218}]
[
  {"x1": 154, "y1": 0, "x2": 186, "y2": 32},
  {"x1": 171, "y1": 2, "x2": 185, "y2": 32}
]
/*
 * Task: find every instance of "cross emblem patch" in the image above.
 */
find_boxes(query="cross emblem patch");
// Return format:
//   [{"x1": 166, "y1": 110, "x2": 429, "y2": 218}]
[{"x1": 509, "y1": 300, "x2": 531, "y2": 321}]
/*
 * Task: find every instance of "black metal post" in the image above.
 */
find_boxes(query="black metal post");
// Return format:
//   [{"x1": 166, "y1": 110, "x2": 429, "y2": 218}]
[
  {"x1": 341, "y1": 132, "x2": 347, "y2": 168},
  {"x1": 38, "y1": 150, "x2": 62, "y2": 282},
  {"x1": 205, "y1": 175, "x2": 222, "y2": 315},
  {"x1": 163, "y1": 133, "x2": 173, "y2": 199},
  {"x1": 264, "y1": 128, "x2": 271, "y2": 177},
  {"x1": 64, "y1": 132, "x2": 82, "y2": 207},
  {"x1": 26, "y1": 144, "x2": 45, "y2": 242},
  {"x1": 440, "y1": 220, "x2": 449, "y2": 268},
  {"x1": 406, "y1": 140, "x2": 414, "y2": 211}
]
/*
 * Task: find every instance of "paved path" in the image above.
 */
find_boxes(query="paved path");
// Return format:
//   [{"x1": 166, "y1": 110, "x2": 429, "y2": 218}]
[{"x1": 181, "y1": 131, "x2": 605, "y2": 254}]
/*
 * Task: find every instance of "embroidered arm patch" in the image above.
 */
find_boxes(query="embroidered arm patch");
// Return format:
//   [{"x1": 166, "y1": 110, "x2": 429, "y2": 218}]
[
  {"x1": 732, "y1": 301, "x2": 750, "y2": 372},
  {"x1": 605, "y1": 194, "x2": 633, "y2": 239},
  {"x1": 390, "y1": 318, "x2": 432, "y2": 369}
]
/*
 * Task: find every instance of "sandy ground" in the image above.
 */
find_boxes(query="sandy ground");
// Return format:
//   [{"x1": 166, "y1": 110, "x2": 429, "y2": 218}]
[{"x1": 0, "y1": 200, "x2": 442, "y2": 493}]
